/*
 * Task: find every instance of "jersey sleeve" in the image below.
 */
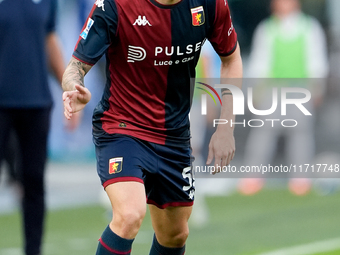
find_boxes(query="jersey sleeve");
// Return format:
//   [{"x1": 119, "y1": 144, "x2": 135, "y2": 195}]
[
  {"x1": 73, "y1": 0, "x2": 118, "y2": 65},
  {"x1": 208, "y1": 0, "x2": 237, "y2": 56},
  {"x1": 46, "y1": 0, "x2": 57, "y2": 34}
]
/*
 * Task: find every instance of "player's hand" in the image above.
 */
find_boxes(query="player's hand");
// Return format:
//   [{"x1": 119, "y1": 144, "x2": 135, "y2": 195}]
[
  {"x1": 206, "y1": 129, "x2": 235, "y2": 174},
  {"x1": 62, "y1": 84, "x2": 91, "y2": 120},
  {"x1": 64, "y1": 111, "x2": 82, "y2": 131}
]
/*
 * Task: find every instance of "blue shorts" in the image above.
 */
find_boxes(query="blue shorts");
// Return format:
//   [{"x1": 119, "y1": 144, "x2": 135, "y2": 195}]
[{"x1": 93, "y1": 134, "x2": 195, "y2": 209}]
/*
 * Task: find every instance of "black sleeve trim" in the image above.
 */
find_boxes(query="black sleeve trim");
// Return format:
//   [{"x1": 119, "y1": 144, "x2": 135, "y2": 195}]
[
  {"x1": 72, "y1": 53, "x2": 96, "y2": 66},
  {"x1": 218, "y1": 41, "x2": 238, "y2": 57}
]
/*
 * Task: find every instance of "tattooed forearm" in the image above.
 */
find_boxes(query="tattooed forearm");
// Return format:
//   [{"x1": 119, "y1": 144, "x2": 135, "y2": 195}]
[{"x1": 62, "y1": 57, "x2": 92, "y2": 91}]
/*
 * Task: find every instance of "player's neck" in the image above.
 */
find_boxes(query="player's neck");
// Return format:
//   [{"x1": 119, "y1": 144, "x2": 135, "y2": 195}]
[{"x1": 155, "y1": 0, "x2": 182, "y2": 5}]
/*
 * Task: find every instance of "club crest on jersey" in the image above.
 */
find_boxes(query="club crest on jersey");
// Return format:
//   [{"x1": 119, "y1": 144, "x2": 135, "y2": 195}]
[
  {"x1": 80, "y1": 18, "x2": 94, "y2": 40},
  {"x1": 109, "y1": 157, "x2": 123, "y2": 174},
  {"x1": 191, "y1": 6, "x2": 205, "y2": 26}
]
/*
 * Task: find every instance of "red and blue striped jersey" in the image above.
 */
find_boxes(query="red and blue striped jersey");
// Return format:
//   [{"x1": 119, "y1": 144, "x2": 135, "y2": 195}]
[{"x1": 73, "y1": 0, "x2": 237, "y2": 146}]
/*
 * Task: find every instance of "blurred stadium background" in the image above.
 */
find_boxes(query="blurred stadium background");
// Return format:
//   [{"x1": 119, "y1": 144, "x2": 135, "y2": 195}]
[{"x1": 1, "y1": 0, "x2": 340, "y2": 254}]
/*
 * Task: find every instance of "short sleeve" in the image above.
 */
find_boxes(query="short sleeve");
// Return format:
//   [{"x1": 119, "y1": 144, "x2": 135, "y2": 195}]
[
  {"x1": 73, "y1": 0, "x2": 118, "y2": 65},
  {"x1": 208, "y1": 0, "x2": 237, "y2": 56},
  {"x1": 46, "y1": 0, "x2": 57, "y2": 34}
]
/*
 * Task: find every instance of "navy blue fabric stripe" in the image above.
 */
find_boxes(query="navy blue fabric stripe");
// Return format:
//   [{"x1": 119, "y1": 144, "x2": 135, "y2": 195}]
[
  {"x1": 163, "y1": 0, "x2": 209, "y2": 146},
  {"x1": 149, "y1": 234, "x2": 185, "y2": 255},
  {"x1": 99, "y1": 225, "x2": 134, "y2": 253},
  {"x1": 92, "y1": 52, "x2": 113, "y2": 134}
]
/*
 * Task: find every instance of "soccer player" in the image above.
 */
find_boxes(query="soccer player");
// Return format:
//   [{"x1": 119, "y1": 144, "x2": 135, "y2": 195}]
[
  {"x1": 0, "y1": 0, "x2": 65, "y2": 254},
  {"x1": 62, "y1": 0, "x2": 242, "y2": 254}
]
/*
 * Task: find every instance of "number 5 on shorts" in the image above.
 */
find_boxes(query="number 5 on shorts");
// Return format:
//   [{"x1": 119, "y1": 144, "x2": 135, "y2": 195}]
[{"x1": 182, "y1": 166, "x2": 195, "y2": 191}]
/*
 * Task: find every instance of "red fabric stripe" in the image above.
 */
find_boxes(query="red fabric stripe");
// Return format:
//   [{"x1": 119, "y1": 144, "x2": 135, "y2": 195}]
[
  {"x1": 74, "y1": 4, "x2": 97, "y2": 51},
  {"x1": 101, "y1": 4, "x2": 172, "y2": 144},
  {"x1": 209, "y1": 0, "x2": 237, "y2": 56},
  {"x1": 103, "y1": 177, "x2": 144, "y2": 189},
  {"x1": 147, "y1": 199, "x2": 194, "y2": 209},
  {"x1": 99, "y1": 238, "x2": 131, "y2": 255}
]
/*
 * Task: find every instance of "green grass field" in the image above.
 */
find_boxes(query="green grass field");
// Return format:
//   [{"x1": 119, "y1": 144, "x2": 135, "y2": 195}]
[
  {"x1": 315, "y1": 252, "x2": 340, "y2": 255},
  {"x1": 1, "y1": 189, "x2": 340, "y2": 255}
]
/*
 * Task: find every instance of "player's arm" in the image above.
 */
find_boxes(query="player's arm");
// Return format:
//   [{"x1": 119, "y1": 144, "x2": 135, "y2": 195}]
[
  {"x1": 62, "y1": 56, "x2": 92, "y2": 91},
  {"x1": 46, "y1": 32, "x2": 65, "y2": 84},
  {"x1": 220, "y1": 42, "x2": 242, "y2": 80},
  {"x1": 62, "y1": 57, "x2": 92, "y2": 120},
  {"x1": 61, "y1": 0, "x2": 117, "y2": 120},
  {"x1": 206, "y1": 43, "x2": 243, "y2": 171}
]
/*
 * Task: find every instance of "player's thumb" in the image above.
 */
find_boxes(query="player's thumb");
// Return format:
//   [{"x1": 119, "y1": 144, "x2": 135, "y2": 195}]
[
  {"x1": 75, "y1": 84, "x2": 87, "y2": 94},
  {"x1": 75, "y1": 84, "x2": 91, "y2": 103}
]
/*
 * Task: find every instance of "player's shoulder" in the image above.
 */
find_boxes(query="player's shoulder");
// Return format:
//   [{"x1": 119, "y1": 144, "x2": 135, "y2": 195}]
[
  {"x1": 293, "y1": 13, "x2": 324, "y2": 33},
  {"x1": 303, "y1": 14, "x2": 323, "y2": 28},
  {"x1": 91, "y1": 0, "x2": 119, "y2": 15},
  {"x1": 49, "y1": 0, "x2": 57, "y2": 5}
]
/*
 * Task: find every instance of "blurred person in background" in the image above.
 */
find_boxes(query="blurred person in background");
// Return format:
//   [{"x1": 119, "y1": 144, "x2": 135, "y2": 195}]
[
  {"x1": 0, "y1": 0, "x2": 66, "y2": 254},
  {"x1": 239, "y1": 0, "x2": 329, "y2": 195},
  {"x1": 0, "y1": 131, "x2": 19, "y2": 185}
]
